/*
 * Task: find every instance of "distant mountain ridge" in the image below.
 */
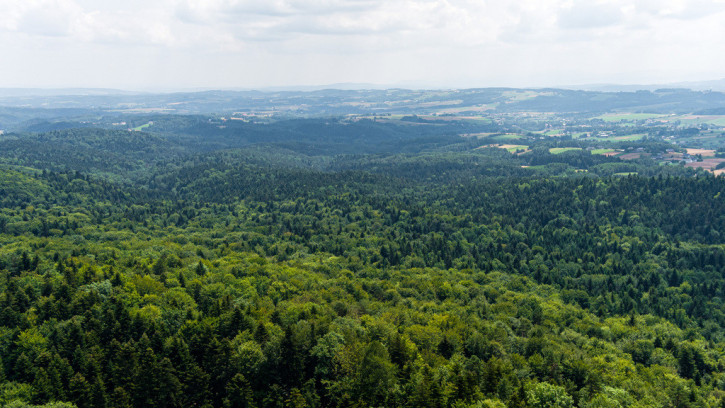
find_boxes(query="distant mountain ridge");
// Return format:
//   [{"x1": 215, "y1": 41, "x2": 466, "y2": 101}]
[
  {"x1": 2, "y1": 84, "x2": 725, "y2": 128},
  {"x1": 560, "y1": 78, "x2": 725, "y2": 92},
  {"x1": 0, "y1": 88, "x2": 144, "y2": 97}
]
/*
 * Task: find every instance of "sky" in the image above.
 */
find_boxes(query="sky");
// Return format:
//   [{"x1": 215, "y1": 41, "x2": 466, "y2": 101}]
[{"x1": 1, "y1": 0, "x2": 725, "y2": 90}]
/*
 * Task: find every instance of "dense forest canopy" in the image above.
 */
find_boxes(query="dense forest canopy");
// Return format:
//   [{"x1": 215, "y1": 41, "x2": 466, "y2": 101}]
[{"x1": 1, "y1": 90, "x2": 725, "y2": 408}]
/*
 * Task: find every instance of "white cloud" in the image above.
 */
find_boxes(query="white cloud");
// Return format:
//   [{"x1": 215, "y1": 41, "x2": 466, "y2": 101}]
[
  {"x1": 1, "y1": 0, "x2": 725, "y2": 89},
  {"x1": 0, "y1": 0, "x2": 82, "y2": 36},
  {"x1": 633, "y1": 0, "x2": 725, "y2": 20},
  {"x1": 557, "y1": 2, "x2": 624, "y2": 29}
]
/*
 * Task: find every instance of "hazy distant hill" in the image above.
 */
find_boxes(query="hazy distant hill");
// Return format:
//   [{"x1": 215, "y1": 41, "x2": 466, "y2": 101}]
[
  {"x1": 0, "y1": 88, "x2": 145, "y2": 98},
  {"x1": 561, "y1": 78, "x2": 725, "y2": 92},
  {"x1": 1, "y1": 86, "x2": 725, "y2": 125}
]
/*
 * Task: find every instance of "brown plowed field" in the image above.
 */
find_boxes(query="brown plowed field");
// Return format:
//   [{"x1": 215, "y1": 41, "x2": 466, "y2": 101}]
[{"x1": 685, "y1": 158, "x2": 725, "y2": 170}]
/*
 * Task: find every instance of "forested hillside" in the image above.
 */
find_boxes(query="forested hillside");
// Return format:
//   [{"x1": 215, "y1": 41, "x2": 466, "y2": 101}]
[
  {"x1": 4, "y1": 87, "x2": 725, "y2": 119},
  {"x1": 1, "y1": 117, "x2": 725, "y2": 408}
]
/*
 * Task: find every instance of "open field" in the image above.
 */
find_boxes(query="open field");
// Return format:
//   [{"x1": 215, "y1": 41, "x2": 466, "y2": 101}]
[
  {"x1": 672, "y1": 130, "x2": 725, "y2": 150},
  {"x1": 501, "y1": 90, "x2": 554, "y2": 101},
  {"x1": 614, "y1": 134, "x2": 646, "y2": 141},
  {"x1": 685, "y1": 158, "x2": 725, "y2": 171},
  {"x1": 436, "y1": 104, "x2": 497, "y2": 114},
  {"x1": 671, "y1": 115, "x2": 725, "y2": 126},
  {"x1": 707, "y1": 117, "x2": 725, "y2": 126},
  {"x1": 460, "y1": 132, "x2": 494, "y2": 138},
  {"x1": 591, "y1": 149, "x2": 617, "y2": 155},
  {"x1": 118, "y1": 108, "x2": 174, "y2": 113},
  {"x1": 132, "y1": 122, "x2": 152, "y2": 131},
  {"x1": 587, "y1": 133, "x2": 645, "y2": 142},
  {"x1": 459, "y1": 116, "x2": 495, "y2": 122},
  {"x1": 597, "y1": 113, "x2": 665, "y2": 122},
  {"x1": 686, "y1": 148, "x2": 716, "y2": 157},
  {"x1": 478, "y1": 144, "x2": 529, "y2": 153},
  {"x1": 427, "y1": 116, "x2": 492, "y2": 122},
  {"x1": 491, "y1": 134, "x2": 524, "y2": 141},
  {"x1": 549, "y1": 147, "x2": 582, "y2": 154},
  {"x1": 499, "y1": 144, "x2": 529, "y2": 153},
  {"x1": 619, "y1": 153, "x2": 644, "y2": 160}
]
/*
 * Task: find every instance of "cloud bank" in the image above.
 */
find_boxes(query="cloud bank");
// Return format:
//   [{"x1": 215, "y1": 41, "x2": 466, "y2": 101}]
[{"x1": 1, "y1": 0, "x2": 724, "y2": 89}]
